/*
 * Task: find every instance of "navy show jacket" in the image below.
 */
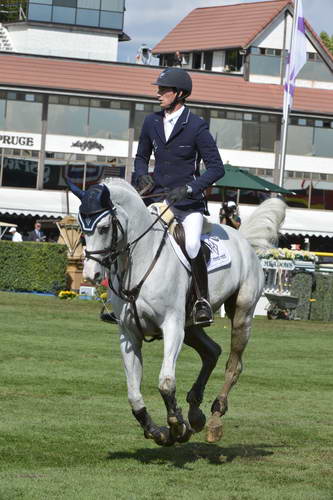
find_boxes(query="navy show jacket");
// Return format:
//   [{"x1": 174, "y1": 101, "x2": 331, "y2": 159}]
[{"x1": 134, "y1": 106, "x2": 225, "y2": 211}]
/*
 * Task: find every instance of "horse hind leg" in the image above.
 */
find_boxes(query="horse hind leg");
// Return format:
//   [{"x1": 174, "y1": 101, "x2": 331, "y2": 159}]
[
  {"x1": 184, "y1": 325, "x2": 222, "y2": 433},
  {"x1": 206, "y1": 293, "x2": 253, "y2": 443}
]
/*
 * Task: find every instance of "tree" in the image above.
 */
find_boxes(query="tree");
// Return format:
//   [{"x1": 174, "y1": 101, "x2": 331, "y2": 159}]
[
  {"x1": 320, "y1": 31, "x2": 333, "y2": 54},
  {"x1": 0, "y1": 1, "x2": 28, "y2": 23}
]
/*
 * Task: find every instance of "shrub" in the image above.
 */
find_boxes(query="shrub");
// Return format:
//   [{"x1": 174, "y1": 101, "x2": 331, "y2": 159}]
[{"x1": 0, "y1": 241, "x2": 68, "y2": 293}]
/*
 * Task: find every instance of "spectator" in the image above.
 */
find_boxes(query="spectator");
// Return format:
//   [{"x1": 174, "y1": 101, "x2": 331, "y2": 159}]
[
  {"x1": 219, "y1": 201, "x2": 241, "y2": 229},
  {"x1": 28, "y1": 222, "x2": 46, "y2": 242},
  {"x1": 9, "y1": 226, "x2": 23, "y2": 242},
  {"x1": 174, "y1": 50, "x2": 183, "y2": 67}
]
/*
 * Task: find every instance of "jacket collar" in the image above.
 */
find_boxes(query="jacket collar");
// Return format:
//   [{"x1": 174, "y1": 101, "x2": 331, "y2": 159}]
[{"x1": 153, "y1": 107, "x2": 190, "y2": 144}]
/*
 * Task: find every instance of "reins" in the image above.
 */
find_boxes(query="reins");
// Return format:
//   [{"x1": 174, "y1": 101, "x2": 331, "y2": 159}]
[{"x1": 86, "y1": 193, "x2": 175, "y2": 343}]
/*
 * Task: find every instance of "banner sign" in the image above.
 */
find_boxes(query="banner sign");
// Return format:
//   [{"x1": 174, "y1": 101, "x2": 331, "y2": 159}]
[{"x1": 0, "y1": 131, "x2": 41, "y2": 150}]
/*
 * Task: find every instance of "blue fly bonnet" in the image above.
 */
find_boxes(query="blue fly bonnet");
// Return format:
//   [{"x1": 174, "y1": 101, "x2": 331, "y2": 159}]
[{"x1": 67, "y1": 181, "x2": 115, "y2": 234}]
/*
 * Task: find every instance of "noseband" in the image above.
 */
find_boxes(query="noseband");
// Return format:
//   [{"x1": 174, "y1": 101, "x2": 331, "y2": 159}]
[{"x1": 81, "y1": 209, "x2": 124, "y2": 269}]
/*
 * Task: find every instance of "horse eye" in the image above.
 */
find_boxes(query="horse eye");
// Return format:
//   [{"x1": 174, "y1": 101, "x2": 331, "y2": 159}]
[{"x1": 98, "y1": 226, "x2": 109, "y2": 235}]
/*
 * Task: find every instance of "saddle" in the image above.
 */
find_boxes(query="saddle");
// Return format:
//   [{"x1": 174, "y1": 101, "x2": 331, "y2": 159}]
[{"x1": 149, "y1": 202, "x2": 212, "y2": 325}]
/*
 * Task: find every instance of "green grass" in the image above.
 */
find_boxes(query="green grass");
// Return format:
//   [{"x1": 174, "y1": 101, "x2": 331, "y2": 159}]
[{"x1": 0, "y1": 292, "x2": 332, "y2": 500}]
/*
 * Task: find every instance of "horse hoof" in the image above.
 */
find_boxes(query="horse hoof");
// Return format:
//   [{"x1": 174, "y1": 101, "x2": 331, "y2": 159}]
[
  {"x1": 206, "y1": 414, "x2": 223, "y2": 443},
  {"x1": 188, "y1": 406, "x2": 206, "y2": 433},
  {"x1": 176, "y1": 422, "x2": 193, "y2": 444},
  {"x1": 144, "y1": 426, "x2": 175, "y2": 447}
]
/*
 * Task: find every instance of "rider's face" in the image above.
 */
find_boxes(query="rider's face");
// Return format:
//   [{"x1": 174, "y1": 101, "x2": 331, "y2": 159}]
[{"x1": 157, "y1": 86, "x2": 177, "y2": 110}]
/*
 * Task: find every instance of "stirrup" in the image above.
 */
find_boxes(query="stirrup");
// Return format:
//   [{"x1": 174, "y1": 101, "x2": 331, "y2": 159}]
[{"x1": 192, "y1": 298, "x2": 213, "y2": 326}]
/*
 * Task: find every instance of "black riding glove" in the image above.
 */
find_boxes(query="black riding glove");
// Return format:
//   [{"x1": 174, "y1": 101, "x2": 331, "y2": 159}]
[
  {"x1": 136, "y1": 174, "x2": 155, "y2": 193},
  {"x1": 167, "y1": 185, "x2": 192, "y2": 204}
]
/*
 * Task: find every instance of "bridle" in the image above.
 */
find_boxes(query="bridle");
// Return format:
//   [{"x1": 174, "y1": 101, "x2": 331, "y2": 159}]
[{"x1": 80, "y1": 200, "x2": 173, "y2": 341}]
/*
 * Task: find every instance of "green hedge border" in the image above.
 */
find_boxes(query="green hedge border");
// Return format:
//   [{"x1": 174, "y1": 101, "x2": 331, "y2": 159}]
[{"x1": 0, "y1": 241, "x2": 68, "y2": 293}]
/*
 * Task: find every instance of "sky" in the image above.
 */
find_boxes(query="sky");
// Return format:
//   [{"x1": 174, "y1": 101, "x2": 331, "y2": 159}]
[{"x1": 118, "y1": 0, "x2": 333, "y2": 64}]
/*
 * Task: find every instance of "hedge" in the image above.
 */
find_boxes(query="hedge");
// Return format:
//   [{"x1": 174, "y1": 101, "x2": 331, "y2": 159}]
[
  {"x1": 0, "y1": 241, "x2": 68, "y2": 293},
  {"x1": 310, "y1": 273, "x2": 333, "y2": 322}
]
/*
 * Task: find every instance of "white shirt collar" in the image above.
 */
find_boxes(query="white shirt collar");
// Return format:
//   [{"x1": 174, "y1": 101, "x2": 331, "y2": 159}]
[{"x1": 164, "y1": 105, "x2": 184, "y2": 123}]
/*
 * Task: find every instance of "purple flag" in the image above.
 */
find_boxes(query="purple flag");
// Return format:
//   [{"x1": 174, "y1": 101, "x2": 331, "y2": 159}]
[{"x1": 283, "y1": 0, "x2": 307, "y2": 119}]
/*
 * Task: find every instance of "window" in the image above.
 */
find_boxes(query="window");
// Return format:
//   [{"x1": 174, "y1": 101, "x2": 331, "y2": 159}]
[
  {"x1": 210, "y1": 117, "x2": 242, "y2": 150},
  {"x1": 101, "y1": 0, "x2": 124, "y2": 12},
  {"x1": 287, "y1": 125, "x2": 313, "y2": 156},
  {"x1": 52, "y1": 6, "x2": 76, "y2": 23},
  {"x1": 5, "y1": 101, "x2": 42, "y2": 133},
  {"x1": 313, "y1": 128, "x2": 333, "y2": 158},
  {"x1": 99, "y1": 11, "x2": 123, "y2": 29},
  {"x1": 0, "y1": 98, "x2": 5, "y2": 129},
  {"x1": 203, "y1": 51, "x2": 213, "y2": 71},
  {"x1": 76, "y1": 8, "x2": 100, "y2": 26},
  {"x1": 28, "y1": 4, "x2": 52, "y2": 21},
  {"x1": 54, "y1": 0, "x2": 77, "y2": 7},
  {"x1": 89, "y1": 106, "x2": 130, "y2": 140},
  {"x1": 192, "y1": 52, "x2": 201, "y2": 70},
  {"x1": 78, "y1": 0, "x2": 100, "y2": 7},
  {"x1": 48, "y1": 104, "x2": 89, "y2": 136},
  {"x1": 225, "y1": 49, "x2": 242, "y2": 71}
]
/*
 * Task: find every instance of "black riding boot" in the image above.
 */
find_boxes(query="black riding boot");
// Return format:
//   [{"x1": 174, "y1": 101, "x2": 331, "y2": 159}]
[{"x1": 190, "y1": 249, "x2": 213, "y2": 326}]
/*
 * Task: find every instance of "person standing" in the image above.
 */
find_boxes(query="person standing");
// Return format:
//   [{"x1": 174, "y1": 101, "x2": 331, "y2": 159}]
[
  {"x1": 134, "y1": 67, "x2": 225, "y2": 324},
  {"x1": 28, "y1": 222, "x2": 46, "y2": 242},
  {"x1": 174, "y1": 50, "x2": 183, "y2": 67},
  {"x1": 219, "y1": 201, "x2": 241, "y2": 229},
  {"x1": 9, "y1": 227, "x2": 23, "y2": 242}
]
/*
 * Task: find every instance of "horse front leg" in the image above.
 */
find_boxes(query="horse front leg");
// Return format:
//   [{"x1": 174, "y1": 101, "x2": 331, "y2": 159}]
[
  {"x1": 120, "y1": 331, "x2": 170, "y2": 447},
  {"x1": 184, "y1": 325, "x2": 222, "y2": 433},
  {"x1": 206, "y1": 300, "x2": 253, "y2": 443},
  {"x1": 158, "y1": 318, "x2": 193, "y2": 444}
]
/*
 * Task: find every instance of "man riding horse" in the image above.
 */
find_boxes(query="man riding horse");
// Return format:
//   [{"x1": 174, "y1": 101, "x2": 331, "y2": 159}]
[{"x1": 134, "y1": 67, "x2": 225, "y2": 324}]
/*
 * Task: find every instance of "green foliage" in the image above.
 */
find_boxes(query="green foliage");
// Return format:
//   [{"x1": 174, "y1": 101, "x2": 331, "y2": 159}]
[
  {"x1": 289, "y1": 271, "x2": 313, "y2": 320},
  {"x1": 0, "y1": 0, "x2": 28, "y2": 23},
  {"x1": 310, "y1": 272, "x2": 333, "y2": 321},
  {"x1": 0, "y1": 292, "x2": 332, "y2": 499},
  {"x1": 0, "y1": 241, "x2": 68, "y2": 293},
  {"x1": 320, "y1": 31, "x2": 333, "y2": 54}
]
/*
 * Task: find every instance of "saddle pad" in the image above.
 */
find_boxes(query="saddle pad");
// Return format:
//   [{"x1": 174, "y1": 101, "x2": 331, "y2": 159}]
[{"x1": 169, "y1": 230, "x2": 231, "y2": 273}]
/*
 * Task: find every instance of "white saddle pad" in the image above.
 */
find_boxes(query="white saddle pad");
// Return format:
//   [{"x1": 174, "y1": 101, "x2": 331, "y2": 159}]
[{"x1": 169, "y1": 229, "x2": 231, "y2": 273}]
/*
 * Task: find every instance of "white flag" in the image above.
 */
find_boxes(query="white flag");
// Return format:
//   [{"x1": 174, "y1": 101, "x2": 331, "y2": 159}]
[{"x1": 283, "y1": 0, "x2": 307, "y2": 121}]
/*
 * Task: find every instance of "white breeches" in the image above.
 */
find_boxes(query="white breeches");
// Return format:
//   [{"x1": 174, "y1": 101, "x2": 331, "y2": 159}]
[{"x1": 171, "y1": 208, "x2": 203, "y2": 259}]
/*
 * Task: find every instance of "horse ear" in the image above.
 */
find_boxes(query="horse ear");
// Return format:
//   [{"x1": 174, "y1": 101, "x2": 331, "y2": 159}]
[
  {"x1": 66, "y1": 178, "x2": 84, "y2": 200},
  {"x1": 101, "y1": 184, "x2": 114, "y2": 209}
]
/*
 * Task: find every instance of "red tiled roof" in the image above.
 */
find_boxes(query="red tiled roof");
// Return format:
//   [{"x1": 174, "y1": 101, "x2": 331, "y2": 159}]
[
  {"x1": 153, "y1": 0, "x2": 291, "y2": 54},
  {"x1": 0, "y1": 53, "x2": 333, "y2": 116}
]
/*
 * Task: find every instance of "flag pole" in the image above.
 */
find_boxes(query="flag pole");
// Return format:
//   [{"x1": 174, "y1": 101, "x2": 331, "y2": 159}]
[{"x1": 278, "y1": 0, "x2": 298, "y2": 187}]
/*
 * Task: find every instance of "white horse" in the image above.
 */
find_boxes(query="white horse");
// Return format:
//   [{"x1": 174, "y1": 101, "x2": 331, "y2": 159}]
[{"x1": 70, "y1": 178, "x2": 285, "y2": 446}]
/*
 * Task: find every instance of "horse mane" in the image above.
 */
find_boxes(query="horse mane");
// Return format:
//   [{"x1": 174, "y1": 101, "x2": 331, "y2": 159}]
[
  {"x1": 103, "y1": 177, "x2": 138, "y2": 195},
  {"x1": 239, "y1": 198, "x2": 286, "y2": 250}
]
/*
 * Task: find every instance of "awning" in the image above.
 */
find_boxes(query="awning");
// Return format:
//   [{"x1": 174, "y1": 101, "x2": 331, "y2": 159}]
[
  {"x1": 0, "y1": 188, "x2": 80, "y2": 218},
  {"x1": 214, "y1": 164, "x2": 293, "y2": 194},
  {"x1": 207, "y1": 202, "x2": 333, "y2": 238}
]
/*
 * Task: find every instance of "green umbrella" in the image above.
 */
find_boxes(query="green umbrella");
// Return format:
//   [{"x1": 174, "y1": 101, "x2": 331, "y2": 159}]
[{"x1": 214, "y1": 164, "x2": 293, "y2": 194}]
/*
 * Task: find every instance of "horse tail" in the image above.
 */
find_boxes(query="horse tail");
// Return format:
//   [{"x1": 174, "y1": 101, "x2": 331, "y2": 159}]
[{"x1": 239, "y1": 198, "x2": 286, "y2": 250}]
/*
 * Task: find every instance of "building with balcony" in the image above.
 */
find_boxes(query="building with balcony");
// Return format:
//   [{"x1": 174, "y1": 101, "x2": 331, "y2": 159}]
[
  {"x1": 0, "y1": 0, "x2": 332, "y2": 247},
  {"x1": 0, "y1": 0, "x2": 129, "y2": 61}
]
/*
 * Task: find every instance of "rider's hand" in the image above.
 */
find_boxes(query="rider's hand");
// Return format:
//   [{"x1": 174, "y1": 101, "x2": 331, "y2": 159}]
[
  {"x1": 136, "y1": 174, "x2": 155, "y2": 194},
  {"x1": 167, "y1": 185, "x2": 192, "y2": 204}
]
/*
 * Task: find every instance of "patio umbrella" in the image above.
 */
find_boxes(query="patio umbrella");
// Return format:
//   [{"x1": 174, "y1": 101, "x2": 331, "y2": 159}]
[{"x1": 214, "y1": 164, "x2": 293, "y2": 194}]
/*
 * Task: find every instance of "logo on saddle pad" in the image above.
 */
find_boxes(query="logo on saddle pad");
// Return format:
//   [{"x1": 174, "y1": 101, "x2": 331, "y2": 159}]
[{"x1": 169, "y1": 232, "x2": 231, "y2": 273}]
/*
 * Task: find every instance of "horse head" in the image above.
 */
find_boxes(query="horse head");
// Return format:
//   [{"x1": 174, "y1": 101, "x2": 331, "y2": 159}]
[{"x1": 68, "y1": 181, "x2": 117, "y2": 283}]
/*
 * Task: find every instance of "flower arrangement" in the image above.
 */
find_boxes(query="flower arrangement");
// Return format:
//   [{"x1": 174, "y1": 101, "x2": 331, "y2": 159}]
[
  {"x1": 257, "y1": 248, "x2": 318, "y2": 262},
  {"x1": 58, "y1": 290, "x2": 77, "y2": 300}
]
